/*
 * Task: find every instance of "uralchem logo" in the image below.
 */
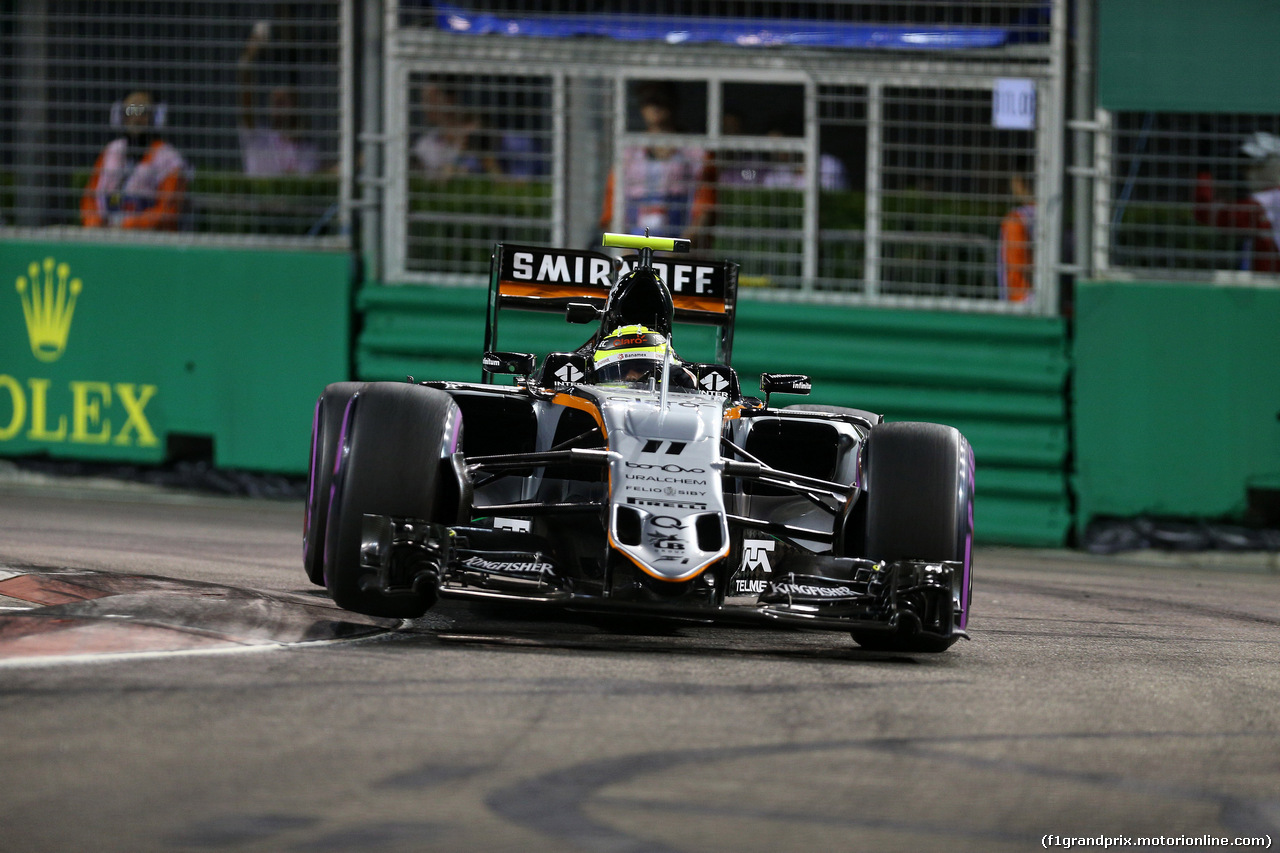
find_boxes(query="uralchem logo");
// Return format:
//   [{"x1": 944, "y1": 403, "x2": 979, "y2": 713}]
[{"x1": 16, "y1": 257, "x2": 81, "y2": 362}]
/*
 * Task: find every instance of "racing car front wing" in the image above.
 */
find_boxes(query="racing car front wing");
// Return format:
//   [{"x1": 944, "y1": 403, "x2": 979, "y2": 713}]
[{"x1": 355, "y1": 512, "x2": 965, "y2": 642}]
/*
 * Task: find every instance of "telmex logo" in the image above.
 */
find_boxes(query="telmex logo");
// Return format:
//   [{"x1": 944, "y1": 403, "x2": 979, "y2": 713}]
[{"x1": 5, "y1": 257, "x2": 158, "y2": 447}]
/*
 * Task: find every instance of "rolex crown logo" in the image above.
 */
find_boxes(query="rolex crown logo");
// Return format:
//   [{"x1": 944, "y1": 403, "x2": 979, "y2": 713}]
[{"x1": 16, "y1": 257, "x2": 81, "y2": 363}]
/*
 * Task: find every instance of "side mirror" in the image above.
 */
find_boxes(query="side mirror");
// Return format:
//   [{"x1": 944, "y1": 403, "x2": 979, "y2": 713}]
[
  {"x1": 483, "y1": 351, "x2": 537, "y2": 377},
  {"x1": 760, "y1": 372, "x2": 811, "y2": 408},
  {"x1": 566, "y1": 302, "x2": 602, "y2": 325}
]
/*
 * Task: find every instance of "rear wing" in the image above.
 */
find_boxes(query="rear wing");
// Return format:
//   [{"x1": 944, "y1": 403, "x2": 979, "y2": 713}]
[{"x1": 484, "y1": 242, "x2": 739, "y2": 379}]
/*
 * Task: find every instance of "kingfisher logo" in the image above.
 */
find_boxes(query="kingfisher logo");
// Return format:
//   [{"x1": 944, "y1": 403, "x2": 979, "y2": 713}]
[
  {"x1": 4, "y1": 256, "x2": 158, "y2": 447},
  {"x1": 16, "y1": 257, "x2": 81, "y2": 362}
]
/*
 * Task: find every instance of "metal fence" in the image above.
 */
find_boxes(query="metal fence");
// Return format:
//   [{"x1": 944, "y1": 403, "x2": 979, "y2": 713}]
[
  {"x1": 1094, "y1": 109, "x2": 1280, "y2": 282},
  {"x1": 393, "y1": 69, "x2": 560, "y2": 278},
  {"x1": 383, "y1": 1, "x2": 1064, "y2": 313},
  {"x1": 1, "y1": 1, "x2": 1068, "y2": 313},
  {"x1": 0, "y1": 1, "x2": 347, "y2": 244}
]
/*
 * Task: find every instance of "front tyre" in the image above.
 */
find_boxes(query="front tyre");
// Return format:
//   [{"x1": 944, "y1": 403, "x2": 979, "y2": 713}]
[
  {"x1": 323, "y1": 383, "x2": 462, "y2": 618},
  {"x1": 853, "y1": 421, "x2": 974, "y2": 653}
]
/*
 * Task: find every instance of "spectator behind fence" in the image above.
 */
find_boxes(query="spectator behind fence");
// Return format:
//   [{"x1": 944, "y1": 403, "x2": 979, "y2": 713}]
[
  {"x1": 998, "y1": 172, "x2": 1035, "y2": 302},
  {"x1": 600, "y1": 83, "x2": 715, "y2": 248},
  {"x1": 238, "y1": 21, "x2": 320, "y2": 176},
  {"x1": 81, "y1": 91, "x2": 189, "y2": 230},
  {"x1": 716, "y1": 111, "x2": 757, "y2": 186},
  {"x1": 1194, "y1": 131, "x2": 1280, "y2": 272},
  {"x1": 758, "y1": 127, "x2": 849, "y2": 192},
  {"x1": 412, "y1": 81, "x2": 500, "y2": 178}
]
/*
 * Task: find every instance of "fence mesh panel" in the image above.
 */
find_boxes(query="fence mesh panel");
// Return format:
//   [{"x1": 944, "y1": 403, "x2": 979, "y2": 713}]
[
  {"x1": 390, "y1": 0, "x2": 1056, "y2": 305},
  {"x1": 403, "y1": 71, "x2": 557, "y2": 275},
  {"x1": 0, "y1": 2, "x2": 343, "y2": 242},
  {"x1": 395, "y1": 66, "x2": 1045, "y2": 308},
  {"x1": 2, "y1": 1, "x2": 1064, "y2": 308},
  {"x1": 1102, "y1": 111, "x2": 1280, "y2": 279},
  {"x1": 878, "y1": 85, "x2": 1036, "y2": 300}
]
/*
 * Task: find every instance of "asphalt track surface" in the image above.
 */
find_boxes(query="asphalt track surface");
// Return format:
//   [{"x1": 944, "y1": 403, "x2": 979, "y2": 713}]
[{"x1": 1, "y1": 470, "x2": 1278, "y2": 853}]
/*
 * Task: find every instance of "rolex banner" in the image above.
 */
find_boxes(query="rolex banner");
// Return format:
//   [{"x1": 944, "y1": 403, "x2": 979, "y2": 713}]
[{"x1": 1, "y1": 240, "x2": 349, "y2": 473}]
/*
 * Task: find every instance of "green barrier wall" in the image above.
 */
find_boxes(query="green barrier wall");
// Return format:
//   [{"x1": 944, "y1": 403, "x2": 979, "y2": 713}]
[
  {"x1": 1, "y1": 241, "x2": 350, "y2": 473},
  {"x1": 357, "y1": 284, "x2": 1071, "y2": 546},
  {"x1": 1073, "y1": 281, "x2": 1280, "y2": 530},
  {"x1": 1098, "y1": 0, "x2": 1280, "y2": 113}
]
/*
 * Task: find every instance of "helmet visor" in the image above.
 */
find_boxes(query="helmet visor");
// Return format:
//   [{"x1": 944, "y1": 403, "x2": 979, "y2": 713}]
[{"x1": 593, "y1": 353, "x2": 666, "y2": 385}]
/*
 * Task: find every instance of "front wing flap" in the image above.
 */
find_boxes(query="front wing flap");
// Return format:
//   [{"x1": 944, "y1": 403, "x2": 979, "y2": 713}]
[
  {"x1": 358, "y1": 512, "x2": 961, "y2": 637},
  {"x1": 755, "y1": 557, "x2": 963, "y2": 639}
]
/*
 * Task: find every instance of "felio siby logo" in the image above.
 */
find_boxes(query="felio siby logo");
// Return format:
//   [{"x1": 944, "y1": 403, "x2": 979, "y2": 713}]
[{"x1": 4, "y1": 256, "x2": 158, "y2": 447}]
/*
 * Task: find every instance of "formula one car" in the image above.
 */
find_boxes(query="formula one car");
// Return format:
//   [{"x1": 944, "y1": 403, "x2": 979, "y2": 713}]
[{"x1": 304, "y1": 233, "x2": 974, "y2": 652}]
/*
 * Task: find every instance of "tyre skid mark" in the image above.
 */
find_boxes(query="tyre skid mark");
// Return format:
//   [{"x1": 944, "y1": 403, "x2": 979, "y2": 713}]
[
  {"x1": 487, "y1": 731, "x2": 1280, "y2": 851},
  {"x1": 0, "y1": 565, "x2": 397, "y2": 665},
  {"x1": 981, "y1": 575, "x2": 1280, "y2": 628}
]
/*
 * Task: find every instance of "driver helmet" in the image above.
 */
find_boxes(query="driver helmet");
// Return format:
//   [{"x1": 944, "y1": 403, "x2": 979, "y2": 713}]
[
  {"x1": 592, "y1": 324, "x2": 673, "y2": 385},
  {"x1": 601, "y1": 266, "x2": 674, "y2": 339}
]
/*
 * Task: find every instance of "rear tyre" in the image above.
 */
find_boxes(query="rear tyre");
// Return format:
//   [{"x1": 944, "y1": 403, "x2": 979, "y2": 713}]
[
  {"x1": 323, "y1": 382, "x2": 462, "y2": 618},
  {"x1": 303, "y1": 382, "x2": 364, "y2": 586},
  {"x1": 852, "y1": 421, "x2": 974, "y2": 653}
]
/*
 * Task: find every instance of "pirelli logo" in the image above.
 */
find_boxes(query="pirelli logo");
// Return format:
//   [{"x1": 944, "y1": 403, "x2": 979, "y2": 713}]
[{"x1": 626, "y1": 496, "x2": 708, "y2": 511}]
